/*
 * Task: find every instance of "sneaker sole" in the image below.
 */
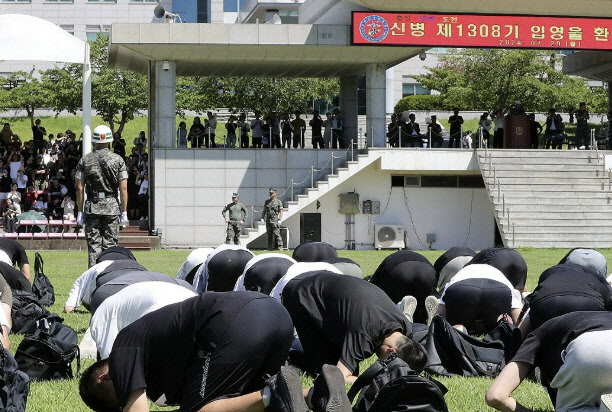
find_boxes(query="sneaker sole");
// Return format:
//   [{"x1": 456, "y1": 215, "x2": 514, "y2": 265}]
[
  {"x1": 279, "y1": 366, "x2": 310, "y2": 412},
  {"x1": 320, "y1": 365, "x2": 352, "y2": 412},
  {"x1": 425, "y1": 295, "x2": 439, "y2": 326},
  {"x1": 401, "y1": 295, "x2": 417, "y2": 324}
]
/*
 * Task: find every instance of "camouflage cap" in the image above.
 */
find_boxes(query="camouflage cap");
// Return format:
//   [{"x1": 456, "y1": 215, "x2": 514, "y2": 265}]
[{"x1": 269, "y1": 187, "x2": 277, "y2": 193}]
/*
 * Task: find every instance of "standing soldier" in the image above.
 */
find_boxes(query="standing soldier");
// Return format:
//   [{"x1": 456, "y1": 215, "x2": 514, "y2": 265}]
[
  {"x1": 222, "y1": 193, "x2": 248, "y2": 245},
  {"x1": 262, "y1": 188, "x2": 283, "y2": 250},
  {"x1": 76, "y1": 125, "x2": 128, "y2": 268}
]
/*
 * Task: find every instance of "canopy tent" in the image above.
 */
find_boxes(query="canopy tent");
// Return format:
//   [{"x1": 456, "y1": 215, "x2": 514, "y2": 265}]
[{"x1": 0, "y1": 14, "x2": 92, "y2": 155}]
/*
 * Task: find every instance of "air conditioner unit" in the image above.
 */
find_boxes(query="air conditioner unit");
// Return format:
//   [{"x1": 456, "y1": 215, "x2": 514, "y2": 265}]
[{"x1": 374, "y1": 224, "x2": 406, "y2": 250}]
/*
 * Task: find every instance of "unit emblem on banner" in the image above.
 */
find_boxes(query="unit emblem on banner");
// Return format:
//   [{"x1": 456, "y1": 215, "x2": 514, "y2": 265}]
[
  {"x1": 516, "y1": 127, "x2": 523, "y2": 135},
  {"x1": 359, "y1": 15, "x2": 389, "y2": 42}
]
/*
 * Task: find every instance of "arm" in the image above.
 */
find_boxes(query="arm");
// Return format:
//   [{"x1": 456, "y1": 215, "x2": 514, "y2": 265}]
[
  {"x1": 336, "y1": 361, "x2": 358, "y2": 384},
  {"x1": 20, "y1": 263, "x2": 31, "y2": 282},
  {"x1": 123, "y1": 389, "x2": 149, "y2": 412},
  {"x1": 242, "y1": 205, "x2": 248, "y2": 222},
  {"x1": 76, "y1": 178, "x2": 84, "y2": 214},
  {"x1": 485, "y1": 361, "x2": 533, "y2": 412},
  {"x1": 278, "y1": 205, "x2": 283, "y2": 221},
  {"x1": 119, "y1": 179, "x2": 128, "y2": 213}
]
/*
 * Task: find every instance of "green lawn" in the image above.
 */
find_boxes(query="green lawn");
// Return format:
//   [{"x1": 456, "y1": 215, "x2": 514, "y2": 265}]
[{"x1": 11, "y1": 247, "x2": 588, "y2": 411}]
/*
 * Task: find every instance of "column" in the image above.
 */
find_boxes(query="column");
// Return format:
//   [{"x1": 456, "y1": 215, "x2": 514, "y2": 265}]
[
  {"x1": 340, "y1": 76, "x2": 358, "y2": 146},
  {"x1": 385, "y1": 67, "x2": 394, "y2": 115},
  {"x1": 148, "y1": 60, "x2": 176, "y2": 149},
  {"x1": 366, "y1": 63, "x2": 387, "y2": 147},
  {"x1": 608, "y1": 81, "x2": 612, "y2": 112}
]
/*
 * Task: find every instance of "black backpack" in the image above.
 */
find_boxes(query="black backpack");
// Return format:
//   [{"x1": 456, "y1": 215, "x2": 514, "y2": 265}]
[
  {"x1": 0, "y1": 344, "x2": 29, "y2": 412},
  {"x1": 11, "y1": 291, "x2": 50, "y2": 335},
  {"x1": 424, "y1": 315, "x2": 507, "y2": 378},
  {"x1": 32, "y1": 253, "x2": 55, "y2": 307},
  {"x1": 15, "y1": 316, "x2": 80, "y2": 381},
  {"x1": 347, "y1": 354, "x2": 449, "y2": 412}
]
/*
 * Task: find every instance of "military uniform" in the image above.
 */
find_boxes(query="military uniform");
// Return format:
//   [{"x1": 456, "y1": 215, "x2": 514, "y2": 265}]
[
  {"x1": 76, "y1": 148, "x2": 128, "y2": 267},
  {"x1": 263, "y1": 196, "x2": 284, "y2": 250},
  {"x1": 222, "y1": 200, "x2": 248, "y2": 245}
]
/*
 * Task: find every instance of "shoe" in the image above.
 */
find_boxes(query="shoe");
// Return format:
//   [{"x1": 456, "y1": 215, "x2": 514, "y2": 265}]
[
  {"x1": 265, "y1": 366, "x2": 309, "y2": 412},
  {"x1": 140, "y1": 216, "x2": 146, "y2": 220},
  {"x1": 310, "y1": 364, "x2": 351, "y2": 412},
  {"x1": 399, "y1": 295, "x2": 417, "y2": 323},
  {"x1": 425, "y1": 295, "x2": 439, "y2": 326},
  {"x1": 453, "y1": 324, "x2": 468, "y2": 334},
  {"x1": 601, "y1": 393, "x2": 612, "y2": 412}
]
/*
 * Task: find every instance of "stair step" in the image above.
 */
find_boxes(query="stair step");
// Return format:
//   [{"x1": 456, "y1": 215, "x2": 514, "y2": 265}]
[
  {"x1": 512, "y1": 241, "x2": 612, "y2": 248},
  {"x1": 485, "y1": 171, "x2": 603, "y2": 178},
  {"x1": 493, "y1": 184, "x2": 607, "y2": 191},
  {"x1": 491, "y1": 191, "x2": 611, "y2": 199},
  {"x1": 506, "y1": 233, "x2": 612, "y2": 241},
  {"x1": 494, "y1": 204, "x2": 612, "y2": 212},
  {"x1": 503, "y1": 226, "x2": 612, "y2": 234}
]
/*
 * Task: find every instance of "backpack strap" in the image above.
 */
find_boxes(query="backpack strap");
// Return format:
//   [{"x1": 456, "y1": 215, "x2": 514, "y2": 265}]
[
  {"x1": 35, "y1": 252, "x2": 43, "y2": 279},
  {"x1": 347, "y1": 360, "x2": 385, "y2": 402}
]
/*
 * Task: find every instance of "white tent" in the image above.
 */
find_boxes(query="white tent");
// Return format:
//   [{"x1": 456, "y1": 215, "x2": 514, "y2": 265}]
[{"x1": 0, "y1": 14, "x2": 92, "y2": 154}]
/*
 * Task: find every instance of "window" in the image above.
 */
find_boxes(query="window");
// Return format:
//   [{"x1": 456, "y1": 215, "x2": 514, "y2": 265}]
[
  {"x1": 60, "y1": 24, "x2": 75, "y2": 35},
  {"x1": 402, "y1": 83, "x2": 430, "y2": 97},
  {"x1": 45, "y1": 0, "x2": 73, "y2": 2},
  {"x1": 88, "y1": 0, "x2": 116, "y2": 2},
  {"x1": 458, "y1": 176, "x2": 485, "y2": 188},
  {"x1": 421, "y1": 176, "x2": 458, "y2": 188},
  {"x1": 86, "y1": 24, "x2": 110, "y2": 41},
  {"x1": 1, "y1": 0, "x2": 30, "y2": 2},
  {"x1": 391, "y1": 176, "x2": 404, "y2": 187}
]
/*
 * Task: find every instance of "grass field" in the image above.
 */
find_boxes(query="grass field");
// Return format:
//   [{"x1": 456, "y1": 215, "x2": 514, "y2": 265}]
[{"x1": 10, "y1": 248, "x2": 577, "y2": 412}]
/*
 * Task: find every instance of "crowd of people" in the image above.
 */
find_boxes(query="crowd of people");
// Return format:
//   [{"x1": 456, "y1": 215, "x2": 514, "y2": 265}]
[
  {"x1": 387, "y1": 102, "x2": 612, "y2": 150},
  {"x1": 0, "y1": 120, "x2": 148, "y2": 233},
  {"x1": 179, "y1": 108, "x2": 349, "y2": 149}
]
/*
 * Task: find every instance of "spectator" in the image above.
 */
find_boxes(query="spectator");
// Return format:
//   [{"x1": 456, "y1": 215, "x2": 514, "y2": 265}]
[
  {"x1": 0, "y1": 169, "x2": 11, "y2": 209},
  {"x1": 11, "y1": 135, "x2": 22, "y2": 151},
  {"x1": 331, "y1": 108, "x2": 343, "y2": 149},
  {"x1": 479, "y1": 112, "x2": 491, "y2": 144},
  {"x1": 544, "y1": 109, "x2": 564, "y2": 149},
  {"x1": 310, "y1": 110, "x2": 324, "y2": 149},
  {"x1": 31, "y1": 156, "x2": 47, "y2": 191},
  {"x1": 280, "y1": 113, "x2": 293, "y2": 149},
  {"x1": 262, "y1": 115, "x2": 273, "y2": 148},
  {"x1": 137, "y1": 173, "x2": 149, "y2": 220},
  {"x1": 40, "y1": 146, "x2": 51, "y2": 166},
  {"x1": 62, "y1": 195, "x2": 76, "y2": 221},
  {"x1": 608, "y1": 110, "x2": 612, "y2": 150},
  {"x1": 291, "y1": 111, "x2": 306, "y2": 149},
  {"x1": 529, "y1": 113, "x2": 543, "y2": 149},
  {"x1": 48, "y1": 196, "x2": 63, "y2": 221},
  {"x1": 387, "y1": 114, "x2": 400, "y2": 147},
  {"x1": 133, "y1": 130, "x2": 146, "y2": 148},
  {"x1": 176, "y1": 121, "x2": 188, "y2": 148},
  {"x1": 271, "y1": 111, "x2": 282, "y2": 148},
  {"x1": 323, "y1": 112, "x2": 332, "y2": 148},
  {"x1": 3, "y1": 198, "x2": 20, "y2": 233},
  {"x1": 237, "y1": 113, "x2": 250, "y2": 148},
  {"x1": 127, "y1": 168, "x2": 141, "y2": 220},
  {"x1": 428, "y1": 115, "x2": 444, "y2": 148},
  {"x1": 251, "y1": 111, "x2": 264, "y2": 148},
  {"x1": 463, "y1": 131, "x2": 473, "y2": 149},
  {"x1": 31, "y1": 118, "x2": 46, "y2": 154},
  {"x1": 112, "y1": 132, "x2": 127, "y2": 159},
  {"x1": 15, "y1": 168, "x2": 28, "y2": 195},
  {"x1": 224, "y1": 116, "x2": 237, "y2": 148},
  {"x1": 575, "y1": 102, "x2": 590, "y2": 149},
  {"x1": 48, "y1": 178, "x2": 67, "y2": 204},
  {"x1": 22, "y1": 184, "x2": 37, "y2": 212},
  {"x1": 33, "y1": 193, "x2": 48, "y2": 215},
  {"x1": 63, "y1": 142, "x2": 80, "y2": 171},
  {"x1": 189, "y1": 117, "x2": 205, "y2": 148},
  {"x1": 204, "y1": 111, "x2": 217, "y2": 148},
  {"x1": 0, "y1": 123, "x2": 13, "y2": 147},
  {"x1": 407, "y1": 113, "x2": 424, "y2": 148},
  {"x1": 448, "y1": 108, "x2": 464, "y2": 148},
  {"x1": 9, "y1": 152, "x2": 23, "y2": 181}
]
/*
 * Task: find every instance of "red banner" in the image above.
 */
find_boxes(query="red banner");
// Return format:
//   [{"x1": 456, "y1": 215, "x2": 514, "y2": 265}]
[{"x1": 352, "y1": 12, "x2": 612, "y2": 51}]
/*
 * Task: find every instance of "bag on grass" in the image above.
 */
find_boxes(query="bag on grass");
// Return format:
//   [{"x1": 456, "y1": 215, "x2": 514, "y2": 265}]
[
  {"x1": 424, "y1": 315, "x2": 505, "y2": 378},
  {"x1": 0, "y1": 343, "x2": 29, "y2": 412},
  {"x1": 11, "y1": 291, "x2": 50, "y2": 335},
  {"x1": 15, "y1": 316, "x2": 80, "y2": 381},
  {"x1": 347, "y1": 353, "x2": 448, "y2": 412},
  {"x1": 32, "y1": 253, "x2": 55, "y2": 307}
]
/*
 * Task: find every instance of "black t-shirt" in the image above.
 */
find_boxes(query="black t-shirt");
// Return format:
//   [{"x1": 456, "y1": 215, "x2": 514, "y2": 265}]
[
  {"x1": 512, "y1": 311, "x2": 612, "y2": 400},
  {"x1": 448, "y1": 115, "x2": 464, "y2": 133},
  {"x1": 32, "y1": 126, "x2": 44, "y2": 141},
  {"x1": 109, "y1": 291, "x2": 268, "y2": 407},
  {"x1": 370, "y1": 251, "x2": 430, "y2": 286},
  {"x1": 285, "y1": 272, "x2": 410, "y2": 372},
  {"x1": 0, "y1": 238, "x2": 29, "y2": 266},
  {"x1": 310, "y1": 117, "x2": 323, "y2": 137}
]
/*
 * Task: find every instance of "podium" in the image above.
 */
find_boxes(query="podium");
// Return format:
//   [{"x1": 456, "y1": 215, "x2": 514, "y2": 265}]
[{"x1": 504, "y1": 115, "x2": 531, "y2": 148}]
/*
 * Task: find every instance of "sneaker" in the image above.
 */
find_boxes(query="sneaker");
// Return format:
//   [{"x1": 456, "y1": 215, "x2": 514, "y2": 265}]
[
  {"x1": 265, "y1": 366, "x2": 309, "y2": 412},
  {"x1": 140, "y1": 216, "x2": 146, "y2": 220},
  {"x1": 399, "y1": 295, "x2": 417, "y2": 323},
  {"x1": 310, "y1": 364, "x2": 352, "y2": 412},
  {"x1": 425, "y1": 295, "x2": 439, "y2": 326},
  {"x1": 453, "y1": 324, "x2": 468, "y2": 334},
  {"x1": 601, "y1": 393, "x2": 612, "y2": 412}
]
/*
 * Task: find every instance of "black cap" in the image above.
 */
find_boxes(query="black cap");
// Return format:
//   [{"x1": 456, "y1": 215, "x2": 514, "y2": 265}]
[{"x1": 96, "y1": 246, "x2": 137, "y2": 263}]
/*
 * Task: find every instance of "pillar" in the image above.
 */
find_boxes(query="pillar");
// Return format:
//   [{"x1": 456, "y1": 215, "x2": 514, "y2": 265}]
[
  {"x1": 366, "y1": 63, "x2": 387, "y2": 147},
  {"x1": 81, "y1": 42, "x2": 92, "y2": 156},
  {"x1": 608, "y1": 81, "x2": 612, "y2": 112},
  {"x1": 340, "y1": 76, "x2": 358, "y2": 145},
  {"x1": 385, "y1": 67, "x2": 394, "y2": 115},
  {"x1": 148, "y1": 60, "x2": 176, "y2": 149}
]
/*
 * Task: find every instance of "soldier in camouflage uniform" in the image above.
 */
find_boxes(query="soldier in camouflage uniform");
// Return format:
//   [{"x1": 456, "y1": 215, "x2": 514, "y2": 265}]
[
  {"x1": 222, "y1": 193, "x2": 248, "y2": 245},
  {"x1": 261, "y1": 187, "x2": 284, "y2": 250},
  {"x1": 76, "y1": 125, "x2": 129, "y2": 267}
]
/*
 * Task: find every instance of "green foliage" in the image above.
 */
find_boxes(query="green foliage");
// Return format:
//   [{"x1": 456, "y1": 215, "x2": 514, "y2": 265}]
[
  {"x1": 417, "y1": 49, "x2": 598, "y2": 114},
  {"x1": 394, "y1": 95, "x2": 444, "y2": 113},
  {"x1": 0, "y1": 72, "x2": 53, "y2": 120}
]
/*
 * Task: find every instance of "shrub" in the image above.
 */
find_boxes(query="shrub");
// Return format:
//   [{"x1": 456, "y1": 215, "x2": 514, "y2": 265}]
[{"x1": 394, "y1": 95, "x2": 445, "y2": 113}]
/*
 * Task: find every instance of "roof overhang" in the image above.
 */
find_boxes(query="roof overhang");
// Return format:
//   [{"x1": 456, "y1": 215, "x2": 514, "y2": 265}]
[
  {"x1": 342, "y1": 0, "x2": 612, "y2": 17},
  {"x1": 563, "y1": 51, "x2": 612, "y2": 82},
  {"x1": 108, "y1": 23, "x2": 424, "y2": 77}
]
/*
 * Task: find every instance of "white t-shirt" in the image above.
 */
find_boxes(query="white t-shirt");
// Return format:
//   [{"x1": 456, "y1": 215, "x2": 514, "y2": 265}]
[
  {"x1": 138, "y1": 180, "x2": 149, "y2": 195},
  {"x1": 9, "y1": 162, "x2": 21, "y2": 180},
  {"x1": 176, "y1": 248, "x2": 214, "y2": 280},
  {"x1": 270, "y1": 262, "x2": 343, "y2": 302},
  {"x1": 64, "y1": 260, "x2": 114, "y2": 309},
  {"x1": 439, "y1": 264, "x2": 523, "y2": 309},
  {"x1": 90, "y1": 282, "x2": 197, "y2": 359}
]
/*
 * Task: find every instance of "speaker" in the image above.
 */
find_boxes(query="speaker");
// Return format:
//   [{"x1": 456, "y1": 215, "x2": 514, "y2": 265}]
[
  {"x1": 154, "y1": 4, "x2": 166, "y2": 18},
  {"x1": 300, "y1": 213, "x2": 321, "y2": 244}
]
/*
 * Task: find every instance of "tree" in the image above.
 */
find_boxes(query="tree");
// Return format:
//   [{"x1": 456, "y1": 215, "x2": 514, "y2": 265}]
[
  {"x1": 0, "y1": 72, "x2": 53, "y2": 122},
  {"x1": 416, "y1": 49, "x2": 594, "y2": 114},
  {"x1": 48, "y1": 34, "x2": 147, "y2": 134}
]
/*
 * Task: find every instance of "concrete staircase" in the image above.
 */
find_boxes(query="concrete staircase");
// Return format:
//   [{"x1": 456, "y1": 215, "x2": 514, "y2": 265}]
[
  {"x1": 240, "y1": 150, "x2": 382, "y2": 247},
  {"x1": 477, "y1": 149, "x2": 612, "y2": 248},
  {"x1": 118, "y1": 221, "x2": 161, "y2": 251}
]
